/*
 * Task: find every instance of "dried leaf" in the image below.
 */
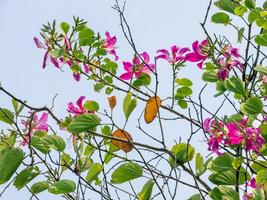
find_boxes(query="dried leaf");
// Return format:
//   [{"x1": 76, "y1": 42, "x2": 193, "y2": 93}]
[
  {"x1": 108, "y1": 96, "x2": 117, "y2": 109},
  {"x1": 144, "y1": 96, "x2": 161, "y2": 123},
  {"x1": 111, "y1": 129, "x2": 133, "y2": 153}
]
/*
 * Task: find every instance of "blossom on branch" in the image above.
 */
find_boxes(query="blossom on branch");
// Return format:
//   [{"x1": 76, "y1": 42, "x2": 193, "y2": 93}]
[
  {"x1": 102, "y1": 31, "x2": 119, "y2": 61},
  {"x1": 34, "y1": 37, "x2": 61, "y2": 69},
  {"x1": 119, "y1": 52, "x2": 155, "y2": 80},
  {"x1": 156, "y1": 45, "x2": 189, "y2": 64}
]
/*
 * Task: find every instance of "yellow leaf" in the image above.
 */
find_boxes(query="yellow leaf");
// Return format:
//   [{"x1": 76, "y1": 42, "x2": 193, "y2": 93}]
[
  {"x1": 144, "y1": 96, "x2": 161, "y2": 123},
  {"x1": 111, "y1": 129, "x2": 133, "y2": 153}
]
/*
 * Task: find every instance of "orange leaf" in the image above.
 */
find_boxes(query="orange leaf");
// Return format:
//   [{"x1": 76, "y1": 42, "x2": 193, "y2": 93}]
[
  {"x1": 144, "y1": 96, "x2": 161, "y2": 124},
  {"x1": 111, "y1": 129, "x2": 133, "y2": 153},
  {"x1": 108, "y1": 96, "x2": 117, "y2": 109}
]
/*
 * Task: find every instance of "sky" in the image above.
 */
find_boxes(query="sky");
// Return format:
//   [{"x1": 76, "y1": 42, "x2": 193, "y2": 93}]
[{"x1": 0, "y1": 0, "x2": 238, "y2": 199}]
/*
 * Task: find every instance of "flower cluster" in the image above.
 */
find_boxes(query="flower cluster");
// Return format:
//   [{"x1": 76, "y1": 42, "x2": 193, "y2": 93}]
[
  {"x1": 34, "y1": 31, "x2": 118, "y2": 81},
  {"x1": 204, "y1": 117, "x2": 264, "y2": 155},
  {"x1": 21, "y1": 112, "x2": 49, "y2": 146}
]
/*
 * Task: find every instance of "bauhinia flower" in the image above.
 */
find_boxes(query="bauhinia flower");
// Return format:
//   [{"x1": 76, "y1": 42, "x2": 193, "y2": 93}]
[
  {"x1": 217, "y1": 46, "x2": 243, "y2": 80},
  {"x1": 67, "y1": 96, "x2": 94, "y2": 115},
  {"x1": 102, "y1": 31, "x2": 119, "y2": 61},
  {"x1": 185, "y1": 39, "x2": 209, "y2": 68},
  {"x1": 67, "y1": 96, "x2": 87, "y2": 115},
  {"x1": 156, "y1": 45, "x2": 189, "y2": 64},
  {"x1": 203, "y1": 118, "x2": 225, "y2": 155},
  {"x1": 34, "y1": 37, "x2": 61, "y2": 69},
  {"x1": 62, "y1": 59, "x2": 90, "y2": 81},
  {"x1": 21, "y1": 112, "x2": 49, "y2": 146},
  {"x1": 119, "y1": 52, "x2": 155, "y2": 80}
]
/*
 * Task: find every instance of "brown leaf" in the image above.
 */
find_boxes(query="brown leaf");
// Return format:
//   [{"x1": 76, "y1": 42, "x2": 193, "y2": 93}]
[
  {"x1": 111, "y1": 129, "x2": 133, "y2": 153},
  {"x1": 144, "y1": 96, "x2": 161, "y2": 124},
  {"x1": 108, "y1": 96, "x2": 117, "y2": 109}
]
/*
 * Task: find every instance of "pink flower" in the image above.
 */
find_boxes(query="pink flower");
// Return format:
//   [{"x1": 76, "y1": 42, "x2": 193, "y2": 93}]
[
  {"x1": 119, "y1": 52, "x2": 155, "y2": 80},
  {"x1": 227, "y1": 122, "x2": 244, "y2": 145},
  {"x1": 21, "y1": 112, "x2": 49, "y2": 146},
  {"x1": 208, "y1": 134, "x2": 224, "y2": 155},
  {"x1": 242, "y1": 193, "x2": 253, "y2": 200},
  {"x1": 245, "y1": 127, "x2": 264, "y2": 153},
  {"x1": 245, "y1": 178, "x2": 256, "y2": 189},
  {"x1": 63, "y1": 35, "x2": 71, "y2": 51},
  {"x1": 67, "y1": 96, "x2": 94, "y2": 116},
  {"x1": 217, "y1": 47, "x2": 243, "y2": 80},
  {"x1": 102, "y1": 31, "x2": 119, "y2": 61},
  {"x1": 67, "y1": 96, "x2": 87, "y2": 115},
  {"x1": 63, "y1": 59, "x2": 90, "y2": 81},
  {"x1": 34, "y1": 37, "x2": 61, "y2": 69},
  {"x1": 156, "y1": 45, "x2": 189, "y2": 64},
  {"x1": 185, "y1": 39, "x2": 209, "y2": 68},
  {"x1": 224, "y1": 47, "x2": 240, "y2": 58}
]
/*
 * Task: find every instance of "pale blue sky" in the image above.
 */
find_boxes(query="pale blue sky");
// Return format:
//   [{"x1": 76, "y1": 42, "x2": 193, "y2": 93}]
[{"x1": 0, "y1": 0, "x2": 237, "y2": 199}]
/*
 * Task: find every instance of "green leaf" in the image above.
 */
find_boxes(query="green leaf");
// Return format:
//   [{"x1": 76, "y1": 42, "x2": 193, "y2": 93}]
[
  {"x1": 234, "y1": 6, "x2": 247, "y2": 16},
  {"x1": 178, "y1": 99, "x2": 188, "y2": 109},
  {"x1": 43, "y1": 135, "x2": 66, "y2": 152},
  {"x1": 50, "y1": 48, "x2": 64, "y2": 58},
  {"x1": 67, "y1": 114, "x2": 100, "y2": 134},
  {"x1": 202, "y1": 70, "x2": 218, "y2": 82},
  {"x1": 209, "y1": 186, "x2": 239, "y2": 200},
  {"x1": 188, "y1": 194, "x2": 201, "y2": 200},
  {"x1": 215, "y1": 0, "x2": 238, "y2": 14},
  {"x1": 11, "y1": 99, "x2": 19, "y2": 113},
  {"x1": 48, "y1": 179, "x2": 76, "y2": 194},
  {"x1": 248, "y1": 10, "x2": 260, "y2": 24},
  {"x1": 60, "y1": 153, "x2": 73, "y2": 173},
  {"x1": 237, "y1": 27, "x2": 245, "y2": 43},
  {"x1": 169, "y1": 143, "x2": 195, "y2": 167},
  {"x1": 85, "y1": 163, "x2": 103, "y2": 182},
  {"x1": 83, "y1": 101, "x2": 99, "y2": 112},
  {"x1": 209, "y1": 169, "x2": 248, "y2": 185},
  {"x1": 0, "y1": 108, "x2": 14, "y2": 124},
  {"x1": 255, "y1": 65, "x2": 267, "y2": 75},
  {"x1": 123, "y1": 93, "x2": 137, "y2": 120},
  {"x1": 253, "y1": 187, "x2": 266, "y2": 200},
  {"x1": 256, "y1": 170, "x2": 267, "y2": 184},
  {"x1": 30, "y1": 181, "x2": 49, "y2": 194},
  {"x1": 78, "y1": 28, "x2": 94, "y2": 46},
  {"x1": 111, "y1": 162, "x2": 143, "y2": 184},
  {"x1": 31, "y1": 135, "x2": 50, "y2": 154},
  {"x1": 0, "y1": 148, "x2": 24, "y2": 184},
  {"x1": 255, "y1": 34, "x2": 267, "y2": 46},
  {"x1": 211, "y1": 12, "x2": 231, "y2": 24},
  {"x1": 211, "y1": 153, "x2": 234, "y2": 172},
  {"x1": 13, "y1": 166, "x2": 39, "y2": 190},
  {"x1": 175, "y1": 78, "x2": 193, "y2": 87},
  {"x1": 244, "y1": 0, "x2": 256, "y2": 9},
  {"x1": 95, "y1": 48, "x2": 107, "y2": 56},
  {"x1": 195, "y1": 153, "x2": 205, "y2": 176},
  {"x1": 60, "y1": 22, "x2": 70, "y2": 34},
  {"x1": 133, "y1": 73, "x2": 151, "y2": 87},
  {"x1": 176, "y1": 87, "x2": 193, "y2": 98},
  {"x1": 242, "y1": 97, "x2": 263, "y2": 115},
  {"x1": 224, "y1": 77, "x2": 245, "y2": 95},
  {"x1": 138, "y1": 180, "x2": 154, "y2": 200}
]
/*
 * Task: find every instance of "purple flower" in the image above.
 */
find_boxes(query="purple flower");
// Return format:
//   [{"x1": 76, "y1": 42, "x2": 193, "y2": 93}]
[
  {"x1": 34, "y1": 37, "x2": 61, "y2": 69},
  {"x1": 156, "y1": 45, "x2": 189, "y2": 64},
  {"x1": 102, "y1": 31, "x2": 119, "y2": 61}
]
